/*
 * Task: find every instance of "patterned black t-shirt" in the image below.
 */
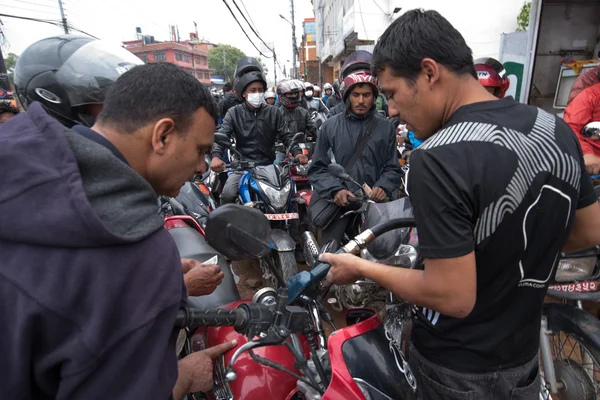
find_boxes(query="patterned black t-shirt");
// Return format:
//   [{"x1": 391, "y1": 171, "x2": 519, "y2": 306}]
[{"x1": 407, "y1": 97, "x2": 597, "y2": 372}]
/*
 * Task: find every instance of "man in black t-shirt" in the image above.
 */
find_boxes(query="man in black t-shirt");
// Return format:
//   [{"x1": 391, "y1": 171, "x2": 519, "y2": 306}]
[{"x1": 320, "y1": 9, "x2": 600, "y2": 399}]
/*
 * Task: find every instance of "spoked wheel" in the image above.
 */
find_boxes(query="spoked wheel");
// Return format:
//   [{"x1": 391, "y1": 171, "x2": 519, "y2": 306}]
[{"x1": 540, "y1": 330, "x2": 600, "y2": 400}]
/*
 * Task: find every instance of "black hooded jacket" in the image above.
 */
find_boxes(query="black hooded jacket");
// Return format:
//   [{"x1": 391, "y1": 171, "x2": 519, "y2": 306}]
[{"x1": 308, "y1": 108, "x2": 402, "y2": 199}]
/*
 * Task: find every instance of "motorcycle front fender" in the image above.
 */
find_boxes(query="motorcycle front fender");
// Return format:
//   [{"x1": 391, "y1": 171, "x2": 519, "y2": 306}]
[
  {"x1": 544, "y1": 302, "x2": 600, "y2": 351},
  {"x1": 269, "y1": 228, "x2": 296, "y2": 252}
]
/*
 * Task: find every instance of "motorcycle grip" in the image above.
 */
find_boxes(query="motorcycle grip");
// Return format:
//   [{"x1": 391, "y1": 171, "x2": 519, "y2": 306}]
[{"x1": 175, "y1": 307, "x2": 243, "y2": 329}]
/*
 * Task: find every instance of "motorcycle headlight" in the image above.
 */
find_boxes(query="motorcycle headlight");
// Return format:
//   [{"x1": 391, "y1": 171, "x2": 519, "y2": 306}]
[
  {"x1": 555, "y1": 257, "x2": 597, "y2": 282},
  {"x1": 258, "y1": 180, "x2": 291, "y2": 209}
]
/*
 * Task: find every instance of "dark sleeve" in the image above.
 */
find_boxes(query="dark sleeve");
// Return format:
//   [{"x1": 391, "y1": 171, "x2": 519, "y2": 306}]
[
  {"x1": 574, "y1": 129, "x2": 598, "y2": 209},
  {"x1": 407, "y1": 149, "x2": 475, "y2": 259},
  {"x1": 319, "y1": 99, "x2": 329, "y2": 114},
  {"x1": 373, "y1": 123, "x2": 402, "y2": 196},
  {"x1": 308, "y1": 121, "x2": 345, "y2": 198},
  {"x1": 276, "y1": 108, "x2": 300, "y2": 156},
  {"x1": 57, "y1": 307, "x2": 180, "y2": 400},
  {"x1": 212, "y1": 107, "x2": 235, "y2": 158},
  {"x1": 305, "y1": 110, "x2": 318, "y2": 137}
]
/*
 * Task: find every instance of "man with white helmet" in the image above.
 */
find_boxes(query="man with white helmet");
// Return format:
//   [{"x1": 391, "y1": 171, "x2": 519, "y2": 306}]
[
  {"x1": 264, "y1": 88, "x2": 277, "y2": 106},
  {"x1": 302, "y1": 82, "x2": 328, "y2": 114},
  {"x1": 322, "y1": 82, "x2": 333, "y2": 105}
]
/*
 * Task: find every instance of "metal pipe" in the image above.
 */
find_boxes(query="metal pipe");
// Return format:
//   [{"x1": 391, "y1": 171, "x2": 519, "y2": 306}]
[{"x1": 539, "y1": 316, "x2": 558, "y2": 394}]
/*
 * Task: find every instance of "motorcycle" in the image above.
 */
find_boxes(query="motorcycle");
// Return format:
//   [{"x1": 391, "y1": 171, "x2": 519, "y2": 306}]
[
  {"x1": 307, "y1": 163, "x2": 420, "y2": 311},
  {"x1": 176, "y1": 204, "x2": 420, "y2": 400},
  {"x1": 214, "y1": 132, "x2": 304, "y2": 286},
  {"x1": 292, "y1": 141, "x2": 316, "y2": 239},
  {"x1": 158, "y1": 188, "x2": 240, "y2": 311},
  {"x1": 310, "y1": 109, "x2": 328, "y2": 130}
]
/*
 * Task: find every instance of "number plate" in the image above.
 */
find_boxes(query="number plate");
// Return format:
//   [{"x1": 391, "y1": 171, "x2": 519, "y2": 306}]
[
  {"x1": 549, "y1": 280, "x2": 599, "y2": 293},
  {"x1": 265, "y1": 213, "x2": 299, "y2": 220}
]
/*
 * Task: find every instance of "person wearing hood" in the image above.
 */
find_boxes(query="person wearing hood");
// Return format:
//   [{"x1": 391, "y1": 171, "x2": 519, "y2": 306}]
[
  {"x1": 308, "y1": 60, "x2": 402, "y2": 245},
  {"x1": 302, "y1": 82, "x2": 328, "y2": 114},
  {"x1": 210, "y1": 57, "x2": 308, "y2": 204},
  {"x1": 1, "y1": 35, "x2": 234, "y2": 400},
  {"x1": 218, "y1": 81, "x2": 243, "y2": 123}
]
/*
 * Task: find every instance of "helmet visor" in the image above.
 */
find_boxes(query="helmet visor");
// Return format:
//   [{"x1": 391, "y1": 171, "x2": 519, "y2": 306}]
[{"x1": 55, "y1": 40, "x2": 144, "y2": 107}]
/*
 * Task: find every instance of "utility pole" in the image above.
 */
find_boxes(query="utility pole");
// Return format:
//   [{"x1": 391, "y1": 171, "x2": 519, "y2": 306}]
[
  {"x1": 57, "y1": 0, "x2": 69, "y2": 34},
  {"x1": 222, "y1": 47, "x2": 228, "y2": 81},
  {"x1": 290, "y1": 0, "x2": 297, "y2": 79},
  {"x1": 273, "y1": 47, "x2": 277, "y2": 86}
]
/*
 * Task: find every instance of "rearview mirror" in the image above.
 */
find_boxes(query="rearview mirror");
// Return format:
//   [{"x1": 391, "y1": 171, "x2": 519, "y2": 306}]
[
  {"x1": 205, "y1": 204, "x2": 271, "y2": 260},
  {"x1": 291, "y1": 132, "x2": 306, "y2": 145},
  {"x1": 328, "y1": 163, "x2": 351, "y2": 181},
  {"x1": 214, "y1": 133, "x2": 232, "y2": 148}
]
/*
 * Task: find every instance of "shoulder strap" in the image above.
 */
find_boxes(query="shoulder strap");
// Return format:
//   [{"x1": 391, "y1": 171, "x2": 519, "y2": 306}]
[{"x1": 343, "y1": 116, "x2": 377, "y2": 170}]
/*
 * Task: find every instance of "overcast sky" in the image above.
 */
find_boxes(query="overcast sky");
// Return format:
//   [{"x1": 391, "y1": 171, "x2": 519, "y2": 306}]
[{"x1": 0, "y1": 0, "x2": 315, "y2": 83}]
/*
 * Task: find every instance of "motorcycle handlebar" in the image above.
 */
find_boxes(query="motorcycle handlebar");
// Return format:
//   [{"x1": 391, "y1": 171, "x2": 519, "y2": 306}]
[{"x1": 175, "y1": 307, "x2": 245, "y2": 330}]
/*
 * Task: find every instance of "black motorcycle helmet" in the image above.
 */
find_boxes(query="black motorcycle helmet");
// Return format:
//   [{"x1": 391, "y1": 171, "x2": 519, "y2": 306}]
[
  {"x1": 233, "y1": 57, "x2": 266, "y2": 100},
  {"x1": 339, "y1": 50, "x2": 373, "y2": 80},
  {"x1": 14, "y1": 34, "x2": 144, "y2": 127}
]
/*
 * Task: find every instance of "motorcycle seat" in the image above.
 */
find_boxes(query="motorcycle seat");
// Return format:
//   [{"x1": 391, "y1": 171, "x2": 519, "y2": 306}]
[{"x1": 365, "y1": 199, "x2": 413, "y2": 261}]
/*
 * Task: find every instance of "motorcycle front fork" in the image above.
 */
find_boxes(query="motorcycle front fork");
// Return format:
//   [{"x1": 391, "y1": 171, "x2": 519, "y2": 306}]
[{"x1": 539, "y1": 301, "x2": 590, "y2": 395}]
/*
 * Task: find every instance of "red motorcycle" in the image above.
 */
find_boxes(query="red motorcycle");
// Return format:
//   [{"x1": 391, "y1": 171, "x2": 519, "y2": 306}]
[
  {"x1": 176, "y1": 204, "x2": 419, "y2": 400},
  {"x1": 291, "y1": 141, "x2": 316, "y2": 239}
]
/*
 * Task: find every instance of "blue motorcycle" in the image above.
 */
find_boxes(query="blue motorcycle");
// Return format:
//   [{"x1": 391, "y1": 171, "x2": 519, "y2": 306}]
[{"x1": 214, "y1": 132, "x2": 305, "y2": 287}]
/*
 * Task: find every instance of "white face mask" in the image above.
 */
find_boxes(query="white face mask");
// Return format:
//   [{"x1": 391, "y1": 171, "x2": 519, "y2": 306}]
[
  {"x1": 305, "y1": 90, "x2": 313, "y2": 98},
  {"x1": 246, "y1": 92, "x2": 264, "y2": 108}
]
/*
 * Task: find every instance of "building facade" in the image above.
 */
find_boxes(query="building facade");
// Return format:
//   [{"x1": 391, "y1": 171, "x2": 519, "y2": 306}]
[
  {"x1": 299, "y1": 18, "x2": 319, "y2": 84},
  {"x1": 122, "y1": 36, "x2": 212, "y2": 84},
  {"x1": 313, "y1": 0, "x2": 394, "y2": 81}
]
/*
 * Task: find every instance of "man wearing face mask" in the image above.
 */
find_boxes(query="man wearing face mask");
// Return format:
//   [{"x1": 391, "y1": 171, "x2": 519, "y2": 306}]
[
  {"x1": 210, "y1": 57, "x2": 308, "y2": 204},
  {"x1": 302, "y1": 82, "x2": 328, "y2": 114}
]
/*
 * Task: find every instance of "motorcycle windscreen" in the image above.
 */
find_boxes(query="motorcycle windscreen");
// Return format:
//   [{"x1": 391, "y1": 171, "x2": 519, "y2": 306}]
[
  {"x1": 175, "y1": 182, "x2": 211, "y2": 222},
  {"x1": 167, "y1": 225, "x2": 240, "y2": 308},
  {"x1": 343, "y1": 323, "x2": 415, "y2": 399},
  {"x1": 365, "y1": 197, "x2": 413, "y2": 260}
]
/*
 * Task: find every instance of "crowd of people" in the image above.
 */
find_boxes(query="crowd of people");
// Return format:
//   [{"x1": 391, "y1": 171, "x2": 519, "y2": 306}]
[{"x1": 1, "y1": 8, "x2": 600, "y2": 400}]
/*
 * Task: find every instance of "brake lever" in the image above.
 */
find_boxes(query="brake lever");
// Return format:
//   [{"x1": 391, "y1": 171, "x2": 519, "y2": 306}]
[{"x1": 225, "y1": 341, "x2": 262, "y2": 381}]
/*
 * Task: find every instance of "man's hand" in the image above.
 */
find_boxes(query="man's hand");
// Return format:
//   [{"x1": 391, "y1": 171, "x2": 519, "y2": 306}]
[
  {"x1": 181, "y1": 258, "x2": 224, "y2": 296},
  {"x1": 402, "y1": 150, "x2": 413, "y2": 162},
  {"x1": 210, "y1": 157, "x2": 225, "y2": 173},
  {"x1": 334, "y1": 189, "x2": 354, "y2": 207},
  {"x1": 584, "y1": 153, "x2": 600, "y2": 175},
  {"x1": 371, "y1": 187, "x2": 386, "y2": 202},
  {"x1": 173, "y1": 340, "x2": 237, "y2": 399},
  {"x1": 320, "y1": 252, "x2": 364, "y2": 285},
  {"x1": 296, "y1": 154, "x2": 309, "y2": 165}
]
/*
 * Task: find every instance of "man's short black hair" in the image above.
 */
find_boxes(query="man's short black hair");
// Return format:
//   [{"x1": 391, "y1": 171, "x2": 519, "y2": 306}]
[
  {"x1": 223, "y1": 82, "x2": 233, "y2": 92},
  {"x1": 372, "y1": 9, "x2": 476, "y2": 81},
  {"x1": 99, "y1": 62, "x2": 219, "y2": 133}
]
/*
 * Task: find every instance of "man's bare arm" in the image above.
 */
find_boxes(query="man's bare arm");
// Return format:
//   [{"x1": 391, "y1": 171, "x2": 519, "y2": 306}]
[{"x1": 564, "y1": 202, "x2": 600, "y2": 253}]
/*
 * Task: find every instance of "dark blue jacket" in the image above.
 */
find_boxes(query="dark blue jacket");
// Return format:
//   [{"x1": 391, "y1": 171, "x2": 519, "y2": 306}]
[{"x1": 0, "y1": 103, "x2": 186, "y2": 399}]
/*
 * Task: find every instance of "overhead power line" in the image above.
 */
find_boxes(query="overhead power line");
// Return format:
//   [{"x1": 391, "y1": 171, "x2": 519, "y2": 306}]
[
  {"x1": 0, "y1": 4, "x2": 58, "y2": 16},
  {"x1": 221, "y1": 0, "x2": 269, "y2": 58},
  {"x1": 0, "y1": 12, "x2": 98, "y2": 38},
  {"x1": 230, "y1": 0, "x2": 272, "y2": 53},
  {"x1": 15, "y1": 0, "x2": 57, "y2": 9},
  {"x1": 239, "y1": 0, "x2": 258, "y2": 32}
]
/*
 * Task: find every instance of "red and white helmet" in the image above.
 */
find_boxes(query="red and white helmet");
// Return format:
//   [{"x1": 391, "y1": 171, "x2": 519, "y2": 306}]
[
  {"x1": 475, "y1": 57, "x2": 510, "y2": 98},
  {"x1": 340, "y1": 70, "x2": 378, "y2": 102}
]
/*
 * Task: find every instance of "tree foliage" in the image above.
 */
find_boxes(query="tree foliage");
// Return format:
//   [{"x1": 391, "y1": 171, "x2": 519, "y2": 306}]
[
  {"x1": 516, "y1": 2, "x2": 531, "y2": 32},
  {"x1": 4, "y1": 53, "x2": 18, "y2": 84},
  {"x1": 208, "y1": 45, "x2": 245, "y2": 81}
]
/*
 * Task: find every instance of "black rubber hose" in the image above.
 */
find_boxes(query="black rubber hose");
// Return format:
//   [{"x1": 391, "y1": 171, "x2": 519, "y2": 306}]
[
  {"x1": 174, "y1": 308, "x2": 245, "y2": 329},
  {"x1": 369, "y1": 218, "x2": 417, "y2": 237}
]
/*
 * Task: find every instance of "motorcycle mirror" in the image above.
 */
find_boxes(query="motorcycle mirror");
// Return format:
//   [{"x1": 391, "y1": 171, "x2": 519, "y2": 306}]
[
  {"x1": 214, "y1": 133, "x2": 232, "y2": 148},
  {"x1": 328, "y1": 163, "x2": 352, "y2": 181},
  {"x1": 205, "y1": 204, "x2": 271, "y2": 260},
  {"x1": 291, "y1": 132, "x2": 306, "y2": 145},
  {"x1": 582, "y1": 122, "x2": 600, "y2": 140}
]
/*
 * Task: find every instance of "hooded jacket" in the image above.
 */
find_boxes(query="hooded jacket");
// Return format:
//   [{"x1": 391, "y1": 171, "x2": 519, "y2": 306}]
[
  {"x1": 0, "y1": 103, "x2": 186, "y2": 399},
  {"x1": 328, "y1": 101, "x2": 346, "y2": 118},
  {"x1": 308, "y1": 108, "x2": 402, "y2": 199},
  {"x1": 326, "y1": 95, "x2": 341, "y2": 110},
  {"x1": 219, "y1": 91, "x2": 243, "y2": 119},
  {"x1": 212, "y1": 102, "x2": 300, "y2": 163},
  {"x1": 564, "y1": 83, "x2": 600, "y2": 157}
]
